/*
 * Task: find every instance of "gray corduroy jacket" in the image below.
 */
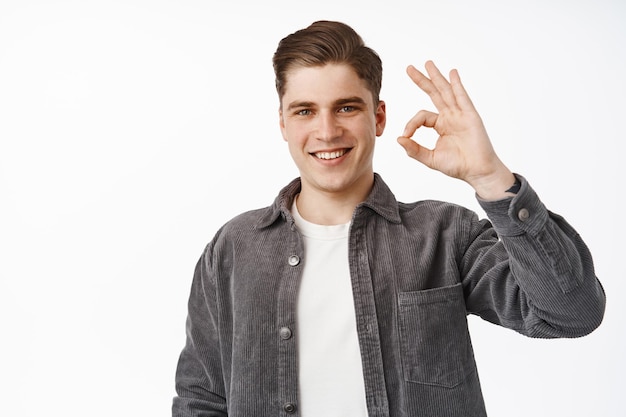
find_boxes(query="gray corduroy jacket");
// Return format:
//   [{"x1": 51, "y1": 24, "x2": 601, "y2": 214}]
[{"x1": 172, "y1": 173, "x2": 605, "y2": 417}]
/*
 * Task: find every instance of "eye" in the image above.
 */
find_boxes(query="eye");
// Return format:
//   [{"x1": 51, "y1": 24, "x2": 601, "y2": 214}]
[
  {"x1": 296, "y1": 109, "x2": 312, "y2": 116},
  {"x1": 338, "y1": 106, "x2": 355, "y2": 113}
]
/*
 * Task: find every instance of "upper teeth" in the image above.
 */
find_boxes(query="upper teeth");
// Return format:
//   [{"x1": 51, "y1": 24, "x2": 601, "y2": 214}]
[{"x1": 315, "y1": 150, "x2": 346, "y2": 160}]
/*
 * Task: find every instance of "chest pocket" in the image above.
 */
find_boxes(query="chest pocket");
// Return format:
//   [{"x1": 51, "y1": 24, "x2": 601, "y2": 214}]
[{"x1": 398, "y1": 283, "x2": 477, "y2": 388}]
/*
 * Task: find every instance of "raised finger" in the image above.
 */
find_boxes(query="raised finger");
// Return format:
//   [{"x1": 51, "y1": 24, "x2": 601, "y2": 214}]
[
  {"x1": 449, "y1": 68, "x2": 477, "y2": 112},
  {"x1": 406, "y1": 65, "x2": 448, "y2": 112},
  {"x1": 424, "y1": 60, "x2": 458, "y2": 110}
]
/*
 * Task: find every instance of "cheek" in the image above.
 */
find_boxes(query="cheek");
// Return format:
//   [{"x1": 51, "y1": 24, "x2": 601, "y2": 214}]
[
  {"x1": 282, "y1": 128, "x2": 301, "y2": 154},
  {"x1": 282, "y1": 122, "x2": 308, "y2": 146},
  {"x1": 286, "y1": 139, "x2": 308, "y2": 166}
]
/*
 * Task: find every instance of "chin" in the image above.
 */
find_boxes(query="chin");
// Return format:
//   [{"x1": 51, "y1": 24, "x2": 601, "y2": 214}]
[{"x1": 316, "y1": 175, "x2": 368, "y2": 195}]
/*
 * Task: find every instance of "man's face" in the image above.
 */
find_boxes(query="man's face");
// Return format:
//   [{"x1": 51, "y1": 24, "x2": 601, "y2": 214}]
[{"x1": 279, "y1": 63, "x2": 386, "y2": 199}]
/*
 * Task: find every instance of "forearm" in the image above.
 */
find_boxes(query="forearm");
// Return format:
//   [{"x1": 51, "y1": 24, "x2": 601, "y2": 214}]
[{"x1": 469, "y1": 175, "x2": 605, "y2": 337}]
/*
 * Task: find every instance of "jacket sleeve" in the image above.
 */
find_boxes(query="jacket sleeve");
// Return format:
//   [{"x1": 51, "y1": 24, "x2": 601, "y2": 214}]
[
  {"x1": 172, "y1": 241, "x2": 228, "y2": 416},
  {"x1": 462, "y1": 174, "x2": 605, "y2": 338}
]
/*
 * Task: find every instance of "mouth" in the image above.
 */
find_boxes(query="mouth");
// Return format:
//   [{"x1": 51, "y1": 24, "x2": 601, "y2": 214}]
[{"x1": 312, "y1": 149, "x2": 349, "y2": 160}]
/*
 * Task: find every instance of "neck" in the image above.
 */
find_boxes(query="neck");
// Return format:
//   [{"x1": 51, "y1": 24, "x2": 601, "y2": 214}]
[{"x1": 295, "y1": 177, "x2": 374, "y2": 225}]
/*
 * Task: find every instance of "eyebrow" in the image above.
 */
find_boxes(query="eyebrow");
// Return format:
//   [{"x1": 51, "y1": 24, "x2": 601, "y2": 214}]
[
  {"x1": 286, "y1": 101, "x2": 315, "y2": 111},
  {"x1": 335, "y1": 96, "x2": 368, "y2": 107},
  {"x1": 286, "y1": 96, "x2": 368, "y2": 111}
]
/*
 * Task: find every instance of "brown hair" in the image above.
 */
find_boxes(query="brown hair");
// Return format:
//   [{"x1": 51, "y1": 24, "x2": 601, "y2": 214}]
[{"x1": 272, "y1": 20, "x2": 382, "y2": 106}]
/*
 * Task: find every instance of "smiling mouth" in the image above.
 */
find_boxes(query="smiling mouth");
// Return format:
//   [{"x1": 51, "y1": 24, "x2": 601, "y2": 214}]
[{"x1": 313, "y1": 149, "x2": 348, "y2": 160}]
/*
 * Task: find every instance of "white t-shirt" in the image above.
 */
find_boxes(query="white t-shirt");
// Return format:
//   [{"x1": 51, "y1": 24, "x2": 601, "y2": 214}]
[{"x1": 292, "y1": 199, "x2": 368, "y2": 416}]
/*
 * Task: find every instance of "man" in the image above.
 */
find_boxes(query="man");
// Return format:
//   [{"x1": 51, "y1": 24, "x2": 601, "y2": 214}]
[{"x1": 172, "y1": 20, "x2": 605, "y2": 416}]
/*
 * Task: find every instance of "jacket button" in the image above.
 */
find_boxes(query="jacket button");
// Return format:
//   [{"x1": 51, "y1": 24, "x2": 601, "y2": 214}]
[
  {"x1": 279, "y1": 327, "x2": 292, "y2": 340},
  {"x1": 518, "y1": 208, "x2": 530, "y2": 221},
  {"x1": 283, "y1": 402, "x2": 296, "y2": 413},
  {"x1": 288, "y1": 255, "x2": 300, "y2": 266}
]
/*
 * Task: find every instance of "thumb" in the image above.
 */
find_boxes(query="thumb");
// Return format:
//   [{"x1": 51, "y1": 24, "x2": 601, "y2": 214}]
[{"x1": 397, "y1": 136, "x2": 433, "y2": 168}]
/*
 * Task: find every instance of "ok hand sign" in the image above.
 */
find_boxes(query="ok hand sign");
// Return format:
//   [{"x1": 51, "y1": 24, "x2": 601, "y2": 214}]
[{"x1": 397, "y1": 61, "x2": 516, "y2": 200}]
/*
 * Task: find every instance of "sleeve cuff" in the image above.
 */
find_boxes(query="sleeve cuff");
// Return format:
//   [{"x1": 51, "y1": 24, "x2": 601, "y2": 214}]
[{"x1": 477, "y1": 174, "x2": 549, "y2": 237}]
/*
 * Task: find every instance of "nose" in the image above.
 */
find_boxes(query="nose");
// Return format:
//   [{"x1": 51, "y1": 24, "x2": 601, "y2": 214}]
[{"x1": 315, "y1": 111, "x2": 342, "y2": 142}]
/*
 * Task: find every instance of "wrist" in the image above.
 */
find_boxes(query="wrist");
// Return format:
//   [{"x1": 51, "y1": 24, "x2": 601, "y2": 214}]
[{"x1": 470, "y1": 167, "x2": 517, "y2": 201}]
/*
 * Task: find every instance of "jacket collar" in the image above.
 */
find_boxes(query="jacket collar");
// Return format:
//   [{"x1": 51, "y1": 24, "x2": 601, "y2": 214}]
[{"x1": 255, "y1": 173, "x2": 402, "y2": 229}]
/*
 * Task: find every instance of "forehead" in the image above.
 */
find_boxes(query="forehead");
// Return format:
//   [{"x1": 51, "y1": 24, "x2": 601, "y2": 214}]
[{"x1": 281, "y1": 63, "x2": 373, "y2": 105}]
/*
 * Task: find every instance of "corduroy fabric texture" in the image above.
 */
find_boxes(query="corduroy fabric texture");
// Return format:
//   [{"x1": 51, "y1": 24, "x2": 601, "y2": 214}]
[{"x1": 172, "y1": 173, "x2": 605, "y2": 417}]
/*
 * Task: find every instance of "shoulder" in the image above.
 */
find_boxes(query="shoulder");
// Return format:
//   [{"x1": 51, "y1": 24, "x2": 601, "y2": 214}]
[
  {"x1": 200, "y1": 178, "x2": 300, "y2": 258},
  {"x1": 197, "y1": 205, "x2": 276, "y2": 269},
  {"x1": 213, "y1": 205, "x2": 276, "y2": 243}
]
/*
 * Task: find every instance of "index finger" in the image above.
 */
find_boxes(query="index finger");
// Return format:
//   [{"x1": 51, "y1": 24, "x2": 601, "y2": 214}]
[
  {"x1": 407, "y1": 61, "x2": 456, "y2": 111},
  {"x1": 424, "y1": 60, "x2": 459, "y2": 110}
]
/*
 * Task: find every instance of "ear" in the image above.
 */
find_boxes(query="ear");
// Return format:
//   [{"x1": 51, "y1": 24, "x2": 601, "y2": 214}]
[
  {"x1": 279, "y1": 108, "x2": 288, "y2": 142},
  {"x1": 375, "y1": 100, "x2": 387, "y2": 137}
]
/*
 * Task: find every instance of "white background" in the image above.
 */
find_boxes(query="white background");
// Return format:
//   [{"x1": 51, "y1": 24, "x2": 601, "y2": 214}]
[{"x1": 1, "y1": 0, "x2": 624, "y2": 416}]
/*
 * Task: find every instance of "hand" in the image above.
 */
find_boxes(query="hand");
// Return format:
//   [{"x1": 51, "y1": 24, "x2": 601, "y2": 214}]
[{"x1": 397, "y1": 61, "x2": 515, "y2": 200}]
